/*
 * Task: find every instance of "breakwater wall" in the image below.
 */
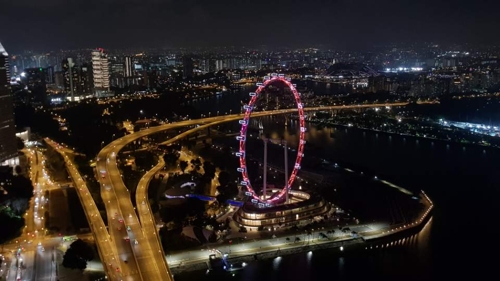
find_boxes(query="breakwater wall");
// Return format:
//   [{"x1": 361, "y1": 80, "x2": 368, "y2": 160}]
[{"x1": 171, "y1": 191, "x2": 433, "y2": 275}]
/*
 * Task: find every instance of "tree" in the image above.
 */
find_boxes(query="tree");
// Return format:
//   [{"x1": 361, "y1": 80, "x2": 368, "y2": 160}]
[
  {"x1": 216, "y1": 182, "x2": 238, "y2": 205},
  {"x1": 9, "y1": 199, "x2": 29, "y2": 216},
  {"x1": 9, "y1": 176, "x2": 34, "y2": 199},
  {"x1": 202, "y1": 161, "x2": 216, "y2": 180},
  {"x1": 179, "y1": 161, "x2": 188, "y2": 173},
  {"x1": 62, "y1": 248, "x2": 87, "y2": 270},
  {"x1": 62, "y1": 239, "x2": 94, "y2": 271},
  {"x1": 135, "y1": 151, "x2": 156, "y2": 169},
  {"x1": 70, "y1": 239, "x2": 95, "y2": 261},
  {"x1": 163, "y1": 152, "x2": 180, "y2": 167},
  {"x1": 218, "y1": 171, "x2": 231, "y2": 187},
  {"x1": 0, "y1": 209, "x2": 25, "y2": 243}
]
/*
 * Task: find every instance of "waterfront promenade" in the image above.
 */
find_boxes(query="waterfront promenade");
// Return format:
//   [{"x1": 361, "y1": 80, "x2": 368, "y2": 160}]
[{"x1": 166, "y1": 191, "x2": 433, "y2": 274}]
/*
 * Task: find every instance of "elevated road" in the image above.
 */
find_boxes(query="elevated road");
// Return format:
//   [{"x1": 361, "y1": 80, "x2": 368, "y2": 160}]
[
  {"x1": 134, "y1": 126, "x2": 224, "y2": 274},
  {"x1": 135, "y1": 155, "x2": 173, "y2": 278},
  {"x1": 97, "y1": 154, "x2": 165, "y2": 280},
  {"x1": 96, "y1": 102, "x2": 430, "y2": 279},
  {"x1": 44, "y1": 139, "x2": 122, "y2": 280}
]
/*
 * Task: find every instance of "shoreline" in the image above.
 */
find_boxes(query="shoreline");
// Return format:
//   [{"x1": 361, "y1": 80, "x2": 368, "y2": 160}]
[
  {"x1": 169, "y1": 191, "x2": 434, "y2": 275},
  {"x1": 305, "y1": 118, "x2": 499, "y2": 150}
]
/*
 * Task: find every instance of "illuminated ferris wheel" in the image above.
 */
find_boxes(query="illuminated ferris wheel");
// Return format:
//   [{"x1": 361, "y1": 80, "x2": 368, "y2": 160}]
[{"x1": 236, "y1": 74, "x2": 306, "y2": 205}]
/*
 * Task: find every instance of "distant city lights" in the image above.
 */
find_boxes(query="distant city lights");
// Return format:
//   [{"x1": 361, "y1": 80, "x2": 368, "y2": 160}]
[{"x1": 385, "y1": 67, "x2": 423, "y2": 73}]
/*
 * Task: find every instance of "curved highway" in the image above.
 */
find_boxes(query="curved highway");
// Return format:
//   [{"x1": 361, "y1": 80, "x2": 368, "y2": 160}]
[
  {"x1": 97, "y1": 146, "x2": 168, "y2": 281},
  {"x1": 134, "y1": 155, "x2": 172, "y2": 278},
  {"x1": 45, "y1": 138, "x2": 122, "y2": 280},
  {"x1": 97, "y1": 102, "x2": 432, "y2": 279}
]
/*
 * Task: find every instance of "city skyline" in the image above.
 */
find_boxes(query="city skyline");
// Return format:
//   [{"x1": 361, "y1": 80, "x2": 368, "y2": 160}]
[
  {"x1": 0, "y1": 42, "x2": 17, "y2": 165},
  {"x1": 1, "y1": 0, "x2": 500, "y2": 53},
  {"x1": 2, "y1": 2, "x2": 500, "y2": 280}
]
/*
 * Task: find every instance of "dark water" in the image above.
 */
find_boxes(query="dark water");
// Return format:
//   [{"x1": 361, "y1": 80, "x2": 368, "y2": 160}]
[
  {"x1": 181, "y1": 87, "x2": 500, "y2": 280},
  {"x1": 178, "y1": 220, "x2": 433, "y2": 281},
  {"x1": 186, "y1": 82, "x2": 342, "y2": 116}
]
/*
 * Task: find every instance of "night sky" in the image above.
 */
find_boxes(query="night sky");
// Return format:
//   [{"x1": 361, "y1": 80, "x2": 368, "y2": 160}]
[{"x1": 1, "y1": 0, "x2": 499, "y2": 52}]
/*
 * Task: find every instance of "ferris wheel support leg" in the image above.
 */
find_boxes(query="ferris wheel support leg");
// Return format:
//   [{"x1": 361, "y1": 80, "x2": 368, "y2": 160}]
[
  {"x1": 284, "y1": 141, "x2": 289, "y2": 204},
  {"x1": 263, "y1": 139, "x2": 268, "y2": 200}
]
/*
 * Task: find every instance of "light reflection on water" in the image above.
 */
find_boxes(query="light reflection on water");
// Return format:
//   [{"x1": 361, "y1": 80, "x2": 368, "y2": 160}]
[
  {"x1": 182, "y1": 91, "x2": 500, "y2": 281},
  {"x1": 176, "y1": 218, "x2": 434, "y2": 281}
]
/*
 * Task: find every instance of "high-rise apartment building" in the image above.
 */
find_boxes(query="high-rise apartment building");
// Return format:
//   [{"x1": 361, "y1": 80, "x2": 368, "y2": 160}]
[
  {"x1": 183, "y1": 56, "x2": 194, "y2": 79},
  {"x1": 45, "y1": 66, "x2": 55, "y2": 84},
  {"x1": 124, "y1": 56, "x2": 133, "y2": 77},
  {"x1": 79, "y1": 64, "x2": 93, "y2": 95},
  {"x1": 0, "y1": 42, "x2": 18, "y2": 165},
  {"x1": 91, "y1": 48, "x2": 110, "y2": 96},
  {"x1": 215, "y1": 59, "x2": 226, "y2": 71},
  {"x1": 62, "y1": 58, "x2": 78, "y2": 100},
  {"x1": 24, "y1": 67, "x2": 47, "y2": 104},
  {"x1": 199, "y1": 58, "x2": 216, "y2": 73}
]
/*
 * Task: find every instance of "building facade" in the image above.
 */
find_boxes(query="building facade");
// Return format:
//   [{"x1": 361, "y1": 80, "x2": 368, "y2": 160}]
[
  {"x1": 233, "y1": 190, "x2": 332, "y2": 230},
  {"x1": 91, "y1": 48, "x2": 110, "y2": 96},
  {"x1": 62, "y1": 58, "x2": 78, "y2": 99},
  {"x1": 124, "y1": 56, "x2": 133, "y2": 77},
  {"x1": 24, "y1": 67, "x2": 47, "y2": 104},
  {"x1": 78, "y1": 64, "x2": 93, "y2": 95},
  {"x1": 0, "y1": 42, "x2": 18, "y2": 165},
  {"x1": 183, "y1": 56, "x2": 193, "y2": 79}
]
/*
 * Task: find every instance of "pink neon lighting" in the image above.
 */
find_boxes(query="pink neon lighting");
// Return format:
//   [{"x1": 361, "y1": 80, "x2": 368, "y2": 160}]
[{"x1": 238, "y1": 76, "x2": 306, "y2": 204}]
